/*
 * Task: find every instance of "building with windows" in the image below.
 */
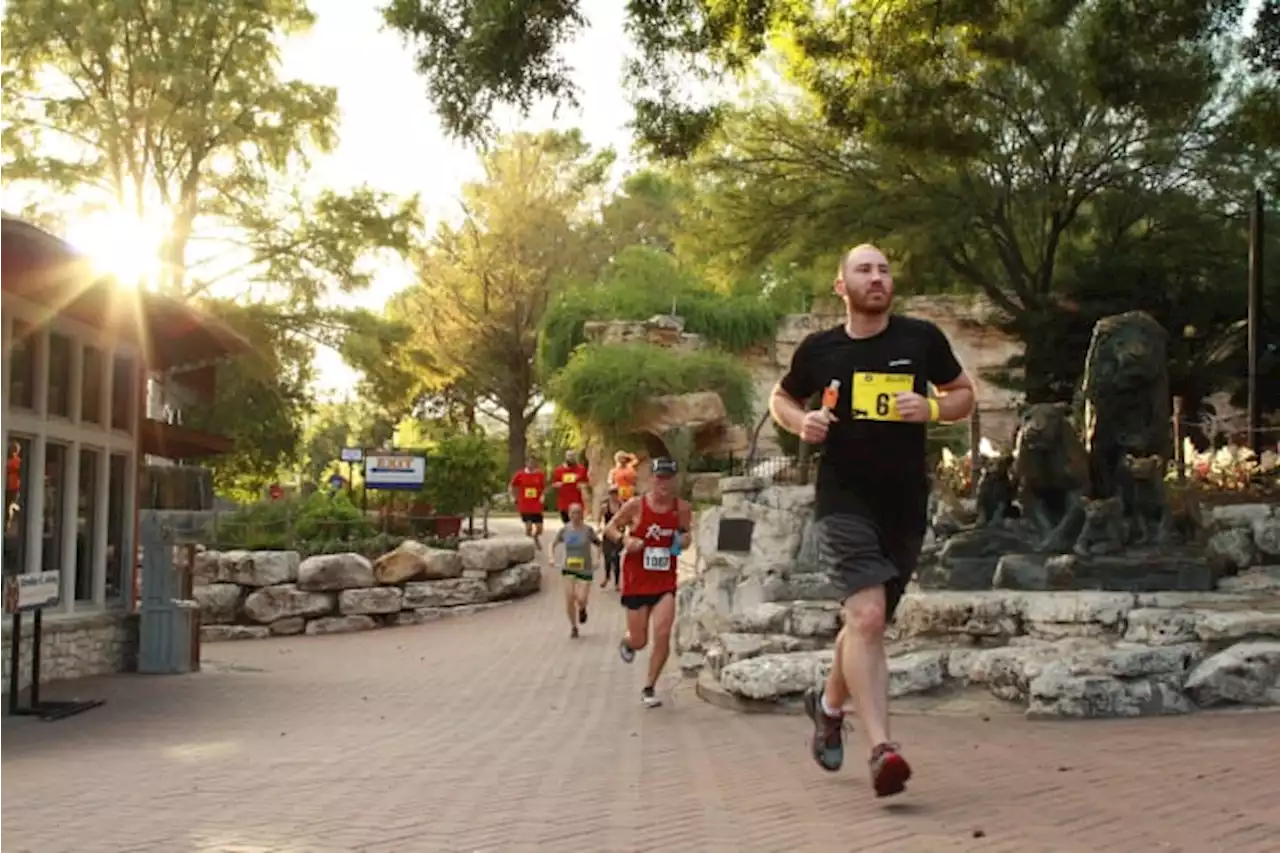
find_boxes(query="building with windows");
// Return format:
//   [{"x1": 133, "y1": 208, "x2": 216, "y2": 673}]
[{"x1": 1, "y1": 215, "x2": 249, "y2": 694}]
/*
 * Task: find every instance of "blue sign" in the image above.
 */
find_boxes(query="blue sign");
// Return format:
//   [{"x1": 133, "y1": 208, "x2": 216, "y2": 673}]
[{"x1": 328, "y1": 473, "x2": 346, "y2": 490}]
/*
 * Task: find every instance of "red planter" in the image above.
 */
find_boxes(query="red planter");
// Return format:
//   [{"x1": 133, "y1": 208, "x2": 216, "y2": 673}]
[{"x1": 433, "y1": 515, "x2": 464, "y2": 538}]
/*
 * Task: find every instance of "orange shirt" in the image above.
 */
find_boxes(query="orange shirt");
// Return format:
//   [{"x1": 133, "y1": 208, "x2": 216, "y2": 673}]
[{"x1": 611, "y1": 465, "x2": 637, "y2": 501}]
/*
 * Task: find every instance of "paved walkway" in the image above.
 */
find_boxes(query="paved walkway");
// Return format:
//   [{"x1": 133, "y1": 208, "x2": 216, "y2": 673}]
[{"x1": 3, "y1": 558, "x2": 1279, "y2": 853}]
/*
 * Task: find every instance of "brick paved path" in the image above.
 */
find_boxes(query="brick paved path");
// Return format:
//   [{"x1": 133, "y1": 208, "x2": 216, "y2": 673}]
[{"x1": 3, "y1": 560, "x2": 1279, "y2": 853}]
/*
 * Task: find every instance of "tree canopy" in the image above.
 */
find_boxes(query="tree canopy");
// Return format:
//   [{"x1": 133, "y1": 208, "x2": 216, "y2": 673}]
[{"x1": 1, "y1": 0, "x2": 422, "y2": 493}]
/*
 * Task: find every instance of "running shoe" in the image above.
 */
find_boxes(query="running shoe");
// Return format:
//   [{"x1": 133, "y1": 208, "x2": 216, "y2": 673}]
[
  {"x1": 641, "y1": 686, "x2": 662, "y2": 708},
  {"x1": 803, "y1": 686, "x2": 844, "y2": 772},
  {"x1": 619, "y1": 638, "x2": 636, "y2": 664},
  {"x1": 869, "y1": 742, "x2": 912, "y2": 797}
]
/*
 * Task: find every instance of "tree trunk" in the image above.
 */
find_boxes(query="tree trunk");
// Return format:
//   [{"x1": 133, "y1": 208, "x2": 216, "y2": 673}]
[{"x1": 506, "y1": 404, "x2": 529, "y2": 476}]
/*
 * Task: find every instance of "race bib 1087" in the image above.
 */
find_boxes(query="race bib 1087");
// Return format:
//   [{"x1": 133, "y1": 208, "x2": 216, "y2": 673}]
[
  {"x1": 851, "y1": 372, "x2": 914, "y2": 422},
  {"x1": 643, "y1": 547, "x2": 672, "y2": 572}
]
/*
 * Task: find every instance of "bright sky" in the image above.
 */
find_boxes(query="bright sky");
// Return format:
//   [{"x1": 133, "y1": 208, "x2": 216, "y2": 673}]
[{"x1": 279, "y1": 0, "x2": 637, "y2": 398}]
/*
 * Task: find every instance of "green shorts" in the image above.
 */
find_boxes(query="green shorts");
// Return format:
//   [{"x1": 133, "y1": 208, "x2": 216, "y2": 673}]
[{"x1": 561, "y1": 569, "x2": 593, "y2": 583}]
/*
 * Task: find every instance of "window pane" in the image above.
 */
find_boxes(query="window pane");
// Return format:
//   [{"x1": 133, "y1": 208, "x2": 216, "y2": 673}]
[
  {"x1": 111, "y1": 354, "x2": 135, "y2": 431},
  {"x1": 4, "y1": 437, "x2": 33, "y2": 576},
  {"x1": 8, "y1": 321, "x2": 36, "y2": 409},
  {"x1": 42, "y1": 444, "x2": 67, "y2": 595},
  {"x1": 106, "y1": 454, "x2": 129, "y2": 600},
  {"x1": 81, "y1": 345, "x2": 104, "y2": 424},
  {"x1": 76, "y1": 449, "x2": 99, "y2": 601},
  {"x1": 48, "y1": 332, "x2": 72, "y2": 417}
]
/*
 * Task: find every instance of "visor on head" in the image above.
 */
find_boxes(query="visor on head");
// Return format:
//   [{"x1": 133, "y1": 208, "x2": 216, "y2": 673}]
[{"x1": 651, "y1": 457, "x2": 678, "y2": 478}]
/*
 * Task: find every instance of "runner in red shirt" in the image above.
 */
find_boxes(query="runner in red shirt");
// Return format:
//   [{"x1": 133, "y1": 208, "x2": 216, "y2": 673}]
[
  {"x1": 550, "y1": 450, "x2": 590, "y2": 524},
  {"x1": 603, "y1": 457, "x2": 692, "y2": 708},
  {"x1": 509, "y1": 457, "x2": 547, "y2": 549}
]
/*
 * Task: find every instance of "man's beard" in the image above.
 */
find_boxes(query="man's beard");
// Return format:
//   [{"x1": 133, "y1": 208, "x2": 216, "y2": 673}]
[{"x1": 848, "y1": 290, "x2": 892, "y2": 315}]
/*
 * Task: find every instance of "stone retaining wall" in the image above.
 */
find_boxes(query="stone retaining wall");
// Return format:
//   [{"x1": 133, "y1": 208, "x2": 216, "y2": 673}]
[
  {"x1": 195, "y1": 536, "x2": 542, "y2": 641},
  {"x1": 1, "y1": 611, "x2": 137, "y2": 696}
]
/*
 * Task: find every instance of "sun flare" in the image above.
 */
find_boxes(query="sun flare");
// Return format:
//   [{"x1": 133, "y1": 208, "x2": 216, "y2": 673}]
[{"x1": 63, "y1": 209, "x2": 167, "y2": 290}]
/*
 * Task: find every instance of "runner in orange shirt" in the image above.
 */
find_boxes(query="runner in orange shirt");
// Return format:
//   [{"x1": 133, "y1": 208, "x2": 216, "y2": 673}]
[{"x1": 608, "y1": 451, "x2": 638, "y2": 501}]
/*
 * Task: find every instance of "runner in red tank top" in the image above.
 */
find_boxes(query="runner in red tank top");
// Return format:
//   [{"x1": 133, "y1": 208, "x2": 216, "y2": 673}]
[{"x1": 604, "y1": 456, "x2": 692, "y2": 708}]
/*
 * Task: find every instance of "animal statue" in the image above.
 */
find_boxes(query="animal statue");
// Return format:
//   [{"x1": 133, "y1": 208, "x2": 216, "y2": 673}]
[
  {"x1": 1011, "y1": 402, "x2": 1092, "y2": 551},
  {"x1": 1073, "y1": 496, "x2": 1128, "y2": 557},
  {"x1": 974, "y1": 453, "x2": 1018, "y2": 527},
  {"x1": 1080, "y1": 311, "x2": 1171, "y2": 498},
  {"x1": 1115, "y1": 453, "x2": 1171, "y2": 546}
]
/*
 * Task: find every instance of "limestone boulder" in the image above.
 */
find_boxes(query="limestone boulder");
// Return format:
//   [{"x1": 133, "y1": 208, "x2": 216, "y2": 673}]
[
  {"x1": 1210, "y1": 504, "x2": 1274, "y2": 529},
  {"x1": 297, "y1": 553, "x2": 375, "y2": 591},
  {"x1": 193, "y1": 583, "x2": 241, "y2": 624},
  {"x1": 339, "y1": 587, "x2": 404, "y2": 615},
  {"x1": 1253, "y1": 517, "x2": 1280, "y2": 559},
  {"x1": 243, "y1": 584, "x2": 335, "y2": 624},
  {"x1": 201, "y1": 624, "x2": 270, "y2": 642},
  {"x1": 719, "y1": 651, "x2": 831, "y2": 701},
  {"x1": 487, "y1": 562, "x2": 542, "y2": 601},
  {"x1": 458, "y1": 537, "x2": 535, "y2": 573},
  {"x1": 893, "y1": 591, "x2": 1021, "y2": 640},
  {"x1": 373, "y1": 541, "x2": 463, "y2": 584},
  {"x1": 403, "y1": 577, "x2": 490, "y2": 608},
  {"x1": 269, "y1": 617, "x2": 306, "y2": 636},
  {"x1": 194, "y1": 550, "x2": 299, "y2": 587},
  {"x1": 1218, "y1": 565, "x2": 1280, "y2": 595},
  {"x1": 1027, "y1": 666, "x2": 1195, "y2": 719},
  {"x1": 637, "y1": 391, "x2": 727, "y2": 434},
  {"x1": 1207, "y1": 528, "x2": 1257, "y2": 573},
  {"x1": 305, "y1": 615, "x2": 377, "y2": 635},
  {"x1": 1184, "y1": 641, "x2": 1280, "y2": 707}
]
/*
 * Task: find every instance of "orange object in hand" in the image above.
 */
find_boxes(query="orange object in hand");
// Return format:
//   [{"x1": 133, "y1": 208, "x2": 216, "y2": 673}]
[{"x1": 821, "y1": 379, "x2": 841, "y2": 411}]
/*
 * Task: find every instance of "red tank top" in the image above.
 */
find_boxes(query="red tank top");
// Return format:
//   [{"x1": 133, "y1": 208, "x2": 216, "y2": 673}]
[{"x1": 621, "y1": 497, "x2": 681, "y2": 596}]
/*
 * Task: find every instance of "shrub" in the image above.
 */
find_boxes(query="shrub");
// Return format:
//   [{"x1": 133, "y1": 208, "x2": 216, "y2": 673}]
[
  {"x1": 419, "y1": 431, "x2": 507, "y2": 516},
  {"x1": 209, "y1": 491, "x2": 376, "y2": 550},
  {"x1": 547, "y1": 343, "x2": 755, "y2": 438},
  {"x1": 537, "y1": 247, "x2": 782, "y2": 376}
]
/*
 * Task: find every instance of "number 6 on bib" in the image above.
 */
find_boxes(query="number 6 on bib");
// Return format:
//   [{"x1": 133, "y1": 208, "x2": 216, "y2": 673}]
[{"x1": 643, "y1": 547, "x2": 671, "y2": 572}]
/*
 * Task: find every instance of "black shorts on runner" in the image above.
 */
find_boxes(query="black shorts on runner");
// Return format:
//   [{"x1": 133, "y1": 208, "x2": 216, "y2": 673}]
[
  {"x1": 559, "y1": 509, "x2": 570, "y2": 523},
  {"x1": 621, "y1": 591, "x2": 673, "y2": 610},
  {"x1": 520, "y1": 512, "x2": 544, "y2": 526},
  {"x1": 813, "y1": 513, "x2": 922, "y2": 620},
  {"x1": 561, "y1": 569, "x2": 593, "y2": 583}
]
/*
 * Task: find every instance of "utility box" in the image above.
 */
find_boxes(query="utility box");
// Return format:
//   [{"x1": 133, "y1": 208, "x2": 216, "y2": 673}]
[{"x1": 136, "y1": 517, "x2": 201, "y2": 675}]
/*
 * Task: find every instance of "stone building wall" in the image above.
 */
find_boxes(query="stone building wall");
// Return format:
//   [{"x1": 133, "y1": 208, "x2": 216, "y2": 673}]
[{"x1": 1, "y1": 611, "x2": 137, "y2": 697}]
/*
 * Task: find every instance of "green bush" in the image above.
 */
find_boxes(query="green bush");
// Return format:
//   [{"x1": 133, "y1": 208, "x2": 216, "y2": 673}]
[
  {"x1": 419, "y1": 431, "x2": 507, "y2": 516},
  {"x1": 548, "y1": 343, "x2": 755, "y2": 438},
  {"x1": 537, "y1": 246, "x2": 782, "y2": 376},
  {"x1": 208, "y1": 491, "x2": 376, "y2": 550}
]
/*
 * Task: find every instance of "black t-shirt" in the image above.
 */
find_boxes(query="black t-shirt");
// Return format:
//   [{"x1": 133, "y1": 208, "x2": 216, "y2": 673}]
[{"x1": 779, "y1": 315, "x2": 963, "y2": 532}]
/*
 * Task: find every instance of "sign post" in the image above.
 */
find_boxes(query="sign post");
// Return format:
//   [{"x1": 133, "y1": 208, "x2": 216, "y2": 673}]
[
  {"x1": 341, "y1": 447, "x2": 364, "y2": 500},
  {"x1": 5, "y1": 571, "x2": 106, "y2": 721}
]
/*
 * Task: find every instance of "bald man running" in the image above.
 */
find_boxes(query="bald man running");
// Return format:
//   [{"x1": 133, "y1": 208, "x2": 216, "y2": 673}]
[{"x1": 770, "y1": 243, "x2": 975, "y2": 798}]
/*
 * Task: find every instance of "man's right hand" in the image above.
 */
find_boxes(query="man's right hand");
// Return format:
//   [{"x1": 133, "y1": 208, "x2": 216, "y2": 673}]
[{"x1": 800, "y1": 408, "x2": 837, "y2": 444}]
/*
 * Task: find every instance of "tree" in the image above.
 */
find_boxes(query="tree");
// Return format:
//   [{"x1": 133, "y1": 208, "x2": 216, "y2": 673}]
[
  {"x1": 354, "y1": 130, "x2": 612, "y2": 473},
  {"x1": 2, "y1": 0, "x2": 421, "y2": 486}
]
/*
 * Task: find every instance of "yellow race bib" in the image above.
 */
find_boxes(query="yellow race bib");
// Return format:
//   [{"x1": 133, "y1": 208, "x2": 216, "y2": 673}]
[
  {"x1": 851, "y1": 372, "x2": 914, "y2": 422},
  {"x1": 524, "y1": 487, "x2": 538, "y2": 498},
  {"x1": 562, "y1": 473, "x2": 577, "y2": 484},
  {"x1": 566, "y1": 557, "x2": 584, "y2": 570}
]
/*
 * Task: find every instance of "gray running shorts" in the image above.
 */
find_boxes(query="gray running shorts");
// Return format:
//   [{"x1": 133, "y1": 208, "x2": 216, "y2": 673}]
[{"x1": 813, "y1": 513, "x2": 922, "y2": 620}]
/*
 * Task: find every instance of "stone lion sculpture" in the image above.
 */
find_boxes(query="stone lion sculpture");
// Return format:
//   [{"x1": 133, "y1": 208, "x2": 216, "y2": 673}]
[
  {"x1": 1081, "y1": 311, "x2": 1171, "y2": 498},
  {"x1": 1012, "y1": 402, "x2": 1091, "y2": 551}
]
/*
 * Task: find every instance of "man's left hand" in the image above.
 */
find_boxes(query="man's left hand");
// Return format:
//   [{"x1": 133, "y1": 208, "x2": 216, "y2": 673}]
[{"x1": 895, "y1": 392, "x2": 933, "y2": 423}]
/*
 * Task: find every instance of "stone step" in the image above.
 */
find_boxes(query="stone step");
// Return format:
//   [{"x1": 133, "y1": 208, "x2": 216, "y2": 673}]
[{"x1": 992, "y1": 552, "x2": 1216, "y2": 592}]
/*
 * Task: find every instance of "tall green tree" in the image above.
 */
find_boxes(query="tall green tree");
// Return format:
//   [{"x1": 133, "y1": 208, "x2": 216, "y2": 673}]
[
  {"x1": 350, "y1": 130, "x2": 612, "y2": 473},
  {"x1": 2, "y1": 0, "x2": 421, "y2": 487}
]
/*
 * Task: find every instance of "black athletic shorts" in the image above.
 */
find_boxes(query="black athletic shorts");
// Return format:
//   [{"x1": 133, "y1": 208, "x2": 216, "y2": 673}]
[
  {"x1": 621, "y1": 591, "x2": 674, "y2": 611},
  {"x1": 520, "y1": 512, "x2": 544, "y2": 526},
  {"x1": 813, "y1": 513, "x2": 922, "y2": 620}
]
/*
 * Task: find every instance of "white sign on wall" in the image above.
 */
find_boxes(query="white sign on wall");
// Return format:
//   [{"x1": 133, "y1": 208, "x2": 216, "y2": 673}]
[
  {"x1": 4, "y1": 571, "x2": 61, "y2": 614},
  {"x1": 340, "y1": 447, "x2": 364, "y2": 463},
  {"x1": 363, "y1": 454, "x2": 426, "y2": 491}
]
